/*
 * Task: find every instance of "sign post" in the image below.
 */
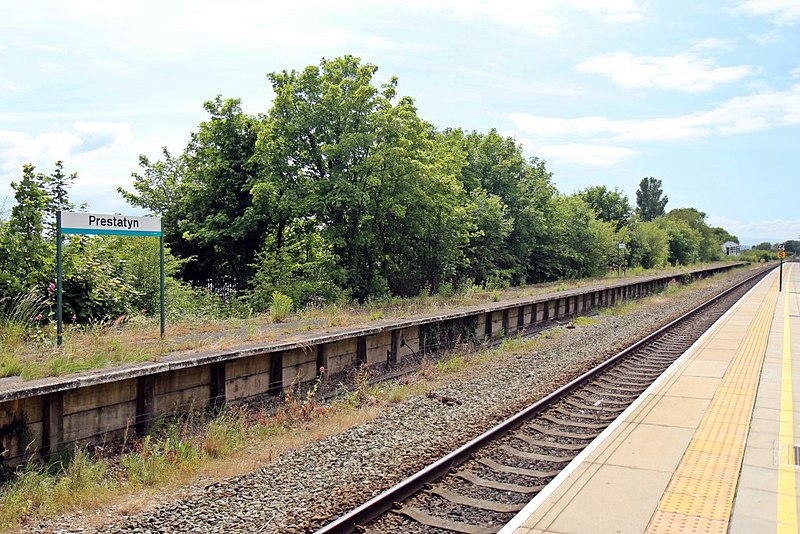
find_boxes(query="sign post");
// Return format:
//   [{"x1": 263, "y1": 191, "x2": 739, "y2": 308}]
[
  {"x1": 56, "y1": 212, "x2": 164, "y2": 346},
  {"x1": 617, "y1": 243, "x2": 626, "y2": 277},
  {"x1": 778, "y1": 246, "x2": 786, "y2": 292}
]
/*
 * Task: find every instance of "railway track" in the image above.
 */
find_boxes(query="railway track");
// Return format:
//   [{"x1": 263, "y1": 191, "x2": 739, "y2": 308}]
[{"x1": 316, "y1": 267, "x2": 770, "y2": 534}]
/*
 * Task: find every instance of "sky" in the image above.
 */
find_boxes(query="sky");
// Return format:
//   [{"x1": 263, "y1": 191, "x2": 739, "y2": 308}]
[{"x1": 1, "y1": 0, "x2": 798, "y2": 245}]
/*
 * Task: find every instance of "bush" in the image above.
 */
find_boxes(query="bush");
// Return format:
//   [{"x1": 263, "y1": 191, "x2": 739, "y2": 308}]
[{"x1": 269, "y1": 292, "x2": 293, "y2": 322}]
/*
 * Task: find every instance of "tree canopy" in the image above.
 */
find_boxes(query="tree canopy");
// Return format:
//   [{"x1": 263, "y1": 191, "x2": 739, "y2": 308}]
[
  {"x1": 636, "y1": 177, "x2": 668, "y2": 221},
  {"x1": 1, "y1": 55, "x2": 743, "y2": 325}
]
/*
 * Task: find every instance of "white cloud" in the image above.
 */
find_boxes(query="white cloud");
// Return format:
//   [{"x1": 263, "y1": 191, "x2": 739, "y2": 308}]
[
  {"x1": 76, "y1": 0, "x2": 134, "y2": 18},
  {"x1": 736, "y1": 0, "x2": 800, "y2": 24},
  {"x1": 749, "y1": 30, "x2": 782, "y2": 44},
  {"x1": 410, "y1": 0, "x2": 644, "y2": 35},
  {"x1": 536, "y1": 143, "x2": 638, "y2": 166},
  {"x1": 0, "y1": 122, "x2": 132, "y2": 172},
  {"x1": 34, "y1": 44, "x2": 69, "y2": 54},
  {"x1": 577, "y1": 51, "x2": 752, "y2": 92},
  {"x1": 463, "y1": 69, "x2": 585, "y2": 97},
  {"x1": 509, "y1": 83, "x2": 800, "y2": 142},
  {"x1": 708, "y1": 215, "x2": 800, "y2": 243},
  {"x1": 690, "y1": 38, "x2": 733, "y2": 51}
]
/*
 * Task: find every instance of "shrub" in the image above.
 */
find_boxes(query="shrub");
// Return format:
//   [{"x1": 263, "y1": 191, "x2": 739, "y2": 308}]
[{"x1": 269, "y1": 292, "x2": 293, "y2": 323}]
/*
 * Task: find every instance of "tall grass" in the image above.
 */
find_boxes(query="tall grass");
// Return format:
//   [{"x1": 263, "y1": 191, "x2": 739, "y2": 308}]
[{"x1": 0, "y1": 290, "x2": 48, "y2": 345}]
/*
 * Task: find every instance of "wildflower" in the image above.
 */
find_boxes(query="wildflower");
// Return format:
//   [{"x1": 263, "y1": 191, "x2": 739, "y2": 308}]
[
  {"x1": 319, "y1": 366, "x2": 325, "y2": 374},
  {"x1": 35, "y1": 314, "x2": 43, "y2": 321},
  {"x1": 48, "y1": 282, "x2": 56, "y2": 293},
  {"x1": 71, "y1": 313, "x2": 77, "y2": 322}
]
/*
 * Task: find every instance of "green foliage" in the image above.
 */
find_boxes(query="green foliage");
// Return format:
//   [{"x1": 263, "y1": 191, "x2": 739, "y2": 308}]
[
  {"x1": 269, "y1": 291, "x2": 293, "y2": 322},
  {"x1": 628, "y1": 220, "x2": 670, "y2": 269},
  {"x1": 658, "y1": 217, "x2": 701, "y2": 265},
  {"x1": 635, "y1": 177, "x2": 668, "y2": 221},
  {"x1": 0, "y1": 165, "x2": 53, "y2": 295},
  {"x1": 0, "y1": 290, "x2": 49, "y2": 345},
  {"x1": 784, "y1": 240, "x2": 800, "y2": 255},
  {"x1": 578, "y1": 185, "x2": 632, "y2": 230},
  {"x1": 249, "y1": 220, "x2": 344, "y2": 310},
  {"x1": 665, "y1": 208, "x2": 722, "y2": 262},
  {"x1": 739, "y1": 248, "x2": 774, "y2": 262}
]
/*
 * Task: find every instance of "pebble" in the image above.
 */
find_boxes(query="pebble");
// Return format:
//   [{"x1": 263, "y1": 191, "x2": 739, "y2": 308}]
[{"x1": 32, "y1": 270, "x2": 756, "y2": 533}]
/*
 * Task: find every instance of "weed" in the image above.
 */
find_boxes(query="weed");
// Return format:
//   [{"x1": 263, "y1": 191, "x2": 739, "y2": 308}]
[
  {"x1": 269, "y1": 292, "x2": 293, "y2": 323},
  {"x1": 573, "y1": 316, "x2": 598, "y2": 327},
  {"x1": 435, "y1": 355, "x2": 466, "y2": 374},
  {"x1": 368, "y1": 309, "x2": 384, "y2": 321}
]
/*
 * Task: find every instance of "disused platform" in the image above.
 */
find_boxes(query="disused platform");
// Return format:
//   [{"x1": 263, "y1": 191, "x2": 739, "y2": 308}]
[{"x1": 502, "y1": 263, "x2": 798, "y2": 533}]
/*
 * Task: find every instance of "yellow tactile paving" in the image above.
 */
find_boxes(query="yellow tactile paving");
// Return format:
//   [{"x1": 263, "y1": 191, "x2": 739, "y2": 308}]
[
  {"x1": 645, "y1": 275, "x2": 779, "y2": 533},
  {"x1": 777, "y1": 265, "x2": 797, "y2": 533}
]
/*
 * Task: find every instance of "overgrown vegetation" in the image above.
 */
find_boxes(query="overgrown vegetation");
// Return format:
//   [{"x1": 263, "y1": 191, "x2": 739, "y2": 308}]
[{"x1": 0, "y1": 54, "x2": 783, "y2": 371}]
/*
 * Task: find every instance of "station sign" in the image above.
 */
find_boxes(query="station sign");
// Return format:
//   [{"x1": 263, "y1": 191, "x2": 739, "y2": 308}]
[
  {"x1": 60, "y1": 212, "x2": 162, "y2": 236},
  {"x1": 55, "y1": 211, "x2": 165, "y2": 346}
]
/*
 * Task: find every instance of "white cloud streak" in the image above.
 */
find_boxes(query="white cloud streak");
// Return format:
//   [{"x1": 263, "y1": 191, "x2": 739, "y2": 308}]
[
  {"x1": 736, "y1": 0, "x2": 800, "y2": 24},
  {"x1": 509, "y1": 83, "x2": 800, "y2": 142},
  {"x1": 537, "y1": 144, "x2": 638, "y2": 166},
  {"x1": 709, "y1": 216, "x2": 800, "y2": 243},
  {"x1": 577, "y1": 51, "x2": 752, "y2": 92},
  {"x1": 410, "y1": 0, "x2": 644, "y2": 35},
  {"x1": 0, "y1": 122, "x2": 132, "y2": 172}
]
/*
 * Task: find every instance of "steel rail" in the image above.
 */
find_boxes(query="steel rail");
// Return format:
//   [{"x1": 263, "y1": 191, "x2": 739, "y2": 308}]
[{"x1": 315, "y1": 266, "x2": 772, "y2": 534}]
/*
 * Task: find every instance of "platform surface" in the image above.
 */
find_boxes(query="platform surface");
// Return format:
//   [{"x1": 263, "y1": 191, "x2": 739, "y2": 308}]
[{"x1": 502, "y1": 263, "x2": 799, "y2": 534}]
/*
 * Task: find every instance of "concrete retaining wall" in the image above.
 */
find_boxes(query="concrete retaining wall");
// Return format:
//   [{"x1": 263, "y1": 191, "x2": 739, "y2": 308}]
[{"x1": 0, "y1": 264, "x2": 743, "y2": 466}]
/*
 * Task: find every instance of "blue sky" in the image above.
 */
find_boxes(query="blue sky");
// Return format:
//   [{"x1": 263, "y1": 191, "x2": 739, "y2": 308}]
[{"x1": 1, "y1": 0, "x2": 798, "y2": 245}]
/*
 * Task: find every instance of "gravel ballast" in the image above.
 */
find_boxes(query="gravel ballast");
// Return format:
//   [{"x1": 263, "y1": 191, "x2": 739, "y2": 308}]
[{"x1": 33, "y1": 267, "x2": 764, "y2": 533}]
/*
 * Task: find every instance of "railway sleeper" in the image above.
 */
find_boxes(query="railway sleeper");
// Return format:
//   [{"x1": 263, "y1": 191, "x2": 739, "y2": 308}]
[
  {"x1": 552, "y1": 406, "x2": 619, "y2": 422},
  {"x1": 540, "y1": 414, "x2": 610, "y2": 430},
  {"x1": 530, "y1": 423, "x2": 600, "y2": 440},
  {"x1": 570, "y1": 392, "x2": 631, "y2": 407},
  {"x1": 581, "y1": 386, "x2": 640, "y2": 400},
  {"x1": 428, "y1": 487, "x2": 525, "y2": 513},
  {"x1": 397, "y1": 507, "x2": 499, "y2": 534},
  {"x1": 457, "y1": 470, "x2": 546, "y2": 493},
  {"x1": 499, "y1": 444, "x2": 573, "y2": 463},
  {"x1": 563, "y1": 398, "x2": 626, "y2": 413},
  {"x1": 476, "y1": 457, "x2": 561, "y2": 478},
  {"x1": 585, "y1": 381, "x2": 645, "y2": 394},
  {"x1": 513, "y1": 433, "x2": 588, "y2": 451}
]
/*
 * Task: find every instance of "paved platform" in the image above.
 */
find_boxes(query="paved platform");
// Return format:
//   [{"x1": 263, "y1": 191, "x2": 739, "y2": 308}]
[{"x1": 501, "y1": 262, "x2": 799, "y2": 534}]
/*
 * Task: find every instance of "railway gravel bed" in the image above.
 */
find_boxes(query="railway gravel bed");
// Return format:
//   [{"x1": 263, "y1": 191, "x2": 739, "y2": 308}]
[{"x1": 32, "y1": 267, "x2": 762, "y2": 533}]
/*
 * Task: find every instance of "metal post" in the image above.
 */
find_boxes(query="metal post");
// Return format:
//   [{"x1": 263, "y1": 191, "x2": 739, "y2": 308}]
[
  {"x1": 160, "y1": 230, "x2": 165, "y2": 338},
  {"x1": 56, "y1": 211, "x2": 63, "y2": 347},
  {"x1": 780, "y1": 257, "x2": 783, "y2": 292},
  {"x1": 617, "y1": 247, "x2": 621, "y2": 277}
]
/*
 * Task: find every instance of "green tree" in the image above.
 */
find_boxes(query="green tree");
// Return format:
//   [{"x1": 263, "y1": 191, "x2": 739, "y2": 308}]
[
  {"x1": 658, "y1": 218, "x2": 701, "y2": 265},
  {"x1": 0, "y1": 165, "x2": 53, "y2": 294},
  {"x1": 118, "y1": 148, "x2": 185, "y2": 216},
  {"x1": 462, "y1": 189, "x2": 514, "y2": 285},
  {"x1": 665, "y1": 208, "x2": 723, "y2": 262},
  {"x1": 754, "y1": 242, "x2": 773, "y2": 250},
  {"x1": 635, "y1": 177, "x2": 668, "y2": 222},
  {"x1": 43, "y1": 160, "x2": 76, "y2": 238},
  {"x1": 628, "y1": 220, "x2": 670, "y2": 269},
  {"x1": 256, "y1": 55, "x2": 472, "y2": 299},
  {"x1": 578, "y1": 185, "x2": 632, "y2": 230},
  {"x1": 783, "y1": 240, "x2": 800, "y2": 256}
]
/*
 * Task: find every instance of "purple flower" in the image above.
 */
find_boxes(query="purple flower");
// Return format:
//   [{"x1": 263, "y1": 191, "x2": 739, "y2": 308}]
[
  {"x1": 35, "y1": 314, "x2": 43, "y2": 321},
  {"x1": 71, "y1": 313, "x2": 77, "y2": 322},
  {"x1": 48, "y1": 282, "x2": 56, "y2": 293}
]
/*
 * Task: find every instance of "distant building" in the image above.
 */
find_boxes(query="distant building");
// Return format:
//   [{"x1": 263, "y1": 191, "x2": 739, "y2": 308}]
[{"x1": 722, "y1": 241, "x2": 740, "y2": 256}]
